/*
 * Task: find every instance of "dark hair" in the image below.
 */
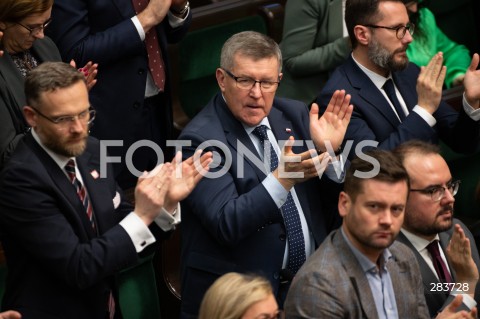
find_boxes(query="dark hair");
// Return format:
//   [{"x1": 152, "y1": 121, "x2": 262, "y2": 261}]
[
  {"x1": 344, "y1": 149, "x2": 409, "y2": 201},
  {"x1": 25, "y1": 62, "x2": 86, "y2": 108},
  {"x1": 0, "y1": 0, "x2": 53, "y2": 23},
  {"x1": 392, "y1": 140, "x2": 440, "y2": 164},
  {"x1": 345, "y1": 0, "x2": 404, "y2": 49}
]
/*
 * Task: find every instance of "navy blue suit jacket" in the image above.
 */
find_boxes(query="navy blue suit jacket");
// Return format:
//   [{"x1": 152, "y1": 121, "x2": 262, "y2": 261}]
[
  {"x1": 0, "y1": 134, "x2": 166, "y2": 319},
  {"x1": 317, "y1": 55, "x2": 480, "y2": 157},
  {"x1": 47, "y1": 0, "x2": 192, "y2": 184},
  {"x1": 178, "y1": 93, "x2": 342, "y2": 318}
]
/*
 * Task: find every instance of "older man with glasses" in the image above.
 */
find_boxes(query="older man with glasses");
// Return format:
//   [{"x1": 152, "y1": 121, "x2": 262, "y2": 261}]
[
  {"x1": 394, "y1": 140, "x2": 480, "y2": 318},
  {"x1": 315, "y1": 0, "x2": 480, "y2": 159}
]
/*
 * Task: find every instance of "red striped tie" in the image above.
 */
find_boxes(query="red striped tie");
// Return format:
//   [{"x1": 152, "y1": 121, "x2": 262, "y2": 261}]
[{"x1": 65, "y1": 160, "x2": 94, "y2": 229}]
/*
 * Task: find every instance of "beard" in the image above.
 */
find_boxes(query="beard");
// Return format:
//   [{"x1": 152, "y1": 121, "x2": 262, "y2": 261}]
[
  {"x1": 404, "y1": 205, "x2": 454, "y2": 237},
  {"x1": 42, "y1": 131, "x2": 88, "y2": 157},
  {"x1": 368, "y1": 36, "x2": 409, "y2": 72}
]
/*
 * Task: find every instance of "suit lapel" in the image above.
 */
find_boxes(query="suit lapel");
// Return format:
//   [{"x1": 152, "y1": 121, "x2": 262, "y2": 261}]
[
  {"x1": 346, "y1": 56, "x2": 401, "y2": 127},
  {"x1": 392, "y1": 72, "x2": 417, "y2": 111},
  {"x1": 438, "y1": 232, "x2": 456, "y2": 281},
  {"x1": 335, "y1": 231, "x2": 379, "y2": 319},
  {"x1": 388, "y1": 253, "x2": 411, "y2": 317},
  {"x1": 0, "y1": 52, "x2": 26, "y2": 112},
  {"x1": 215, "y1": 97, "x2": 267, "y2": 180}
]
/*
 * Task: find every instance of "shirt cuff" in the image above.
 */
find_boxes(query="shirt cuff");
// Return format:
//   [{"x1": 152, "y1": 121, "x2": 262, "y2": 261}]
[
  {"x1": 324, "y1": 154, "x2": 346, "y2": 183},
  {"x1": 413, "y1": 105, "x2": 437, "y2": 127},
  {"x1": 131, "y1": 16, "x2": 145, "y2": 41},
  {"x1": 463, "y1": 93, "x2": 480, "y2": 121},
  {"x1": 168, "y1": 6, "x2": 189, "y2": 28},
  {"x1": 154, "y1": 204, "x2": 181, "y2": 231},
  {"x1": 119, "y1": 212, "x2": 156, "y2": 253},
  {"x1": 451, "y1": 292, "x2": 477, "y2": 310},
  {"x1": 262, "y1": 173, "x2": 289, "y2": 208}
]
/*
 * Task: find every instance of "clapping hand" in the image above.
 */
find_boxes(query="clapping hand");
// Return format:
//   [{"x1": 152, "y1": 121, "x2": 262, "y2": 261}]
[
  {"x1": 416, "y1": 52, "x2": 446, "y2": 114},
  {"x1": 464, "y1": 53, "x2": 480, "y2": 109}
]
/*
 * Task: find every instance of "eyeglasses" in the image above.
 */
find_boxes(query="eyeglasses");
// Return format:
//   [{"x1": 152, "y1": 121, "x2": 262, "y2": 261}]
[
  {"x1": 223, "y1": 69, "x2": 280, "y2": 92},
  {"x1": 364, "y1": 22, "x2": 415, "y2": 39},
  {"x1": 31, "y1": 106, "x2": 96, "y2": 130},
  {"x1": 15, "y1": 18, "x2": 52, "y2": 37},
  {"x1": 410, "y1": 180, "x2": 460, "y2": 202}
]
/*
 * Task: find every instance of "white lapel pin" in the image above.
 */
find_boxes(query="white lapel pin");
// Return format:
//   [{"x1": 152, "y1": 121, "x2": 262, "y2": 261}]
[
  {"x1": 285, "y1": 128, "x2": 292, "y2": 133},
  {"x1": 90, "y1": 170, "x2": 99, "y2": 179}
]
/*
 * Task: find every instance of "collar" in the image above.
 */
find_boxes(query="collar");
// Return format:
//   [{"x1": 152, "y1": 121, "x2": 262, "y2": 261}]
[
  {"x1": 351, "y1": 54, "x2": 393, "y2": 91},
  {"x1": 31, "y1": 128, "x2": 74, "y2": 171},
  {"x1": 400, "y1": 228, "x2": 441, "y2": 252}
]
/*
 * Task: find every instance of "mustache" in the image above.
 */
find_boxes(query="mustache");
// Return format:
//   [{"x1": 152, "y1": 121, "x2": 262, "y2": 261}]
[{"x1": 437, "y1": 205, "x2": 454, "y2": 216}]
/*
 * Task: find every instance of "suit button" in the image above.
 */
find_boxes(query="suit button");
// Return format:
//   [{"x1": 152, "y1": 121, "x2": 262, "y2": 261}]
[
  {"x1": 268, "y1": 221, "x2": 273, "y2": 225},
  {"x1": 133, "y1": 102, "x2": 140, "y2": 109},
  {"x1": 138, "y1": 69, "x2": 144, "y2": 75},
  {"x1": 273, "y1": 272, "x2": 279, "y2": 279},
  {"x1": 279, "y1": 234, "x2": 286, "y2": 241}
]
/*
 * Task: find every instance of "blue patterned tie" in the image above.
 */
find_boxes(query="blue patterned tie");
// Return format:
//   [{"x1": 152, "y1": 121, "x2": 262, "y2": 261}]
[
  {"x1": 383, "y1": 79, "x2": 406, "y2": 122},
  {"x1": 252, "y1": 125, "x2": 306, "y2": 274}
]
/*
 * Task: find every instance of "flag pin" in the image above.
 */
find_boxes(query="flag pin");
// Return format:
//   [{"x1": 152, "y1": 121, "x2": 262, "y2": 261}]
[
  {"x1": 285, "y1": 128, "x2": 292, "y2": 133},
  {"x1": 90, "y1": 170, "x2": 99, "y2": 179}
]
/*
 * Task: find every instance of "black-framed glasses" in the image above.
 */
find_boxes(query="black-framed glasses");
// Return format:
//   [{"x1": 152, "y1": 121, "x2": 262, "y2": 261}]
[
  {"x1": 31, "y1": 106, "x2": 96, "y2": 130},
  {"x1": 364, "y1": 22, "x2": 415, "y2": 39},
  {"x1": 222, "y1": 69, "x2": 280, "y2": 92},
  {"x1": 15, "y1": 18, "x2": 52, "y2": 37},
  {"x1": 410, "y1": 180, "x2": 460, "y2": 202}
]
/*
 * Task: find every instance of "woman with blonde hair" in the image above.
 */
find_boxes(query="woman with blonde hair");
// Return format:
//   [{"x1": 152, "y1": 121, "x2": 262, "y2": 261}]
[{"x1": 199, "y1": 272, "x2": 281, "y2": 319}]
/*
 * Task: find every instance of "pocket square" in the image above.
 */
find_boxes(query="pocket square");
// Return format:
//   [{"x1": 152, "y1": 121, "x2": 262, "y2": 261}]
[{"x1": 112, "y1": 191, "x2": 121, "y2": 209}]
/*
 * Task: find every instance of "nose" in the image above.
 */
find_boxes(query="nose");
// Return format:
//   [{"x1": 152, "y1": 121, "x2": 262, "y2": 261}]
[
  {"x1": 441, "y1": 187, "x2": 455, "y2": 204},
  {"x1": 379, "y1": 211, "x2": 393, "y2": 226},
  {"x1": 69, "y1": 117, "x2": 84, "y2": 133},
  {"x1": 402, "y1": 30, "x2": 413, "y2": 44},
  {"x1": 33, "y1": 29, "x2": 45, "y2": 39},
  {"x1": 249, "y1": 81, "x2": 262, "y2": 98}
]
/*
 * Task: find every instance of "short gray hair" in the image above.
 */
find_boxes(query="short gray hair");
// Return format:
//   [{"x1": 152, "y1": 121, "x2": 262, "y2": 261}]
[{"x1": 220, "y1": 31, "x2": 282, "y2": 73}]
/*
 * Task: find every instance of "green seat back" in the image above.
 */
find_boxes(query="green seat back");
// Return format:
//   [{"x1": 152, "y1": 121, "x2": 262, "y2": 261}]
[{"x1": 179, "y1": 15, "x2": 267, "y2": 118}]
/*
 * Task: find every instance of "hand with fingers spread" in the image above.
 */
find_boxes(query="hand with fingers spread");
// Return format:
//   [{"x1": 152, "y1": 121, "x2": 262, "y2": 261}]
[
  {"x1": 134, "y1": 163, "x2": 173, "y2": 225},
  {"x1": 464, "y1": 53, "x2": 480, "y2": 110},
  {"x1": 273, "y1": 136, "x2": 331, "y2": 190},
  {"x1": 164, "y1": 150, "x2": 213, "y2": 212},
  {"x1": 69, "y1": 60, "x2": 99, "y2": 91},
  {"x1": 436, "y1": 295, "x2": 478, "y2": 319},
  {"x1": 416, "y1": 52, "x2": 447, "y2": 114},
  {"x1": 446, "y1": 224, "x2": 479, "y2": 296},
  {"x1": 310, "y1": 90, "x2": 353, "y2": 154}
]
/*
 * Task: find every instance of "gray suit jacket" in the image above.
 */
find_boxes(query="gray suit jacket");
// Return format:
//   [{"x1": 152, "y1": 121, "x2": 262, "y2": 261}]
[
  {"x1": 284, "y1": 229, "x2": 430, "y2": 318},
  {"x1": 0, "y1": 37, "x2": 61, "y2": 168},
  {"x1": 396, "y1": 218, "x2": 480, "y2": 317},
  {"x1": 278, "y1": 0, "x2": 350, "y2": 104}
]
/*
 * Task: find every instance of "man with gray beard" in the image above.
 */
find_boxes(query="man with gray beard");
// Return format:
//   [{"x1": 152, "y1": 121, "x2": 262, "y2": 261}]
[
  {"x1": 316, "y1": 0, "x2": 480, "y2": 158},
  {"x1": 393, "y1": 140, "x2": 480, "y2": 318}
]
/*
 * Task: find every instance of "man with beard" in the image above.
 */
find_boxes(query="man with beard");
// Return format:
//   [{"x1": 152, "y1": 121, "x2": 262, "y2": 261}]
[
  {"x1": 393, "y1": 140, "x2": 480, "y2": 317},
  {"x1": 0, "y1": 62, "x2": 212, "y2": 318},
  {"x1": 316, "y1": 0, "x2": 480, "y2": 159},
  {"x1": 284, "y1": 149, "x2": 478, "y2": 318}
]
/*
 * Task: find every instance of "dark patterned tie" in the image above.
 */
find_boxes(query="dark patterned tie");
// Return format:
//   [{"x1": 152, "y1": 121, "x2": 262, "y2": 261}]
[
  {"x1": 131, "y1": 0, "x2": 166, "y2": 91},
  {"x1": 65, "y1": 160, "x2": 94, "y2": 229},
  {"x1": 252, "y1": 125, "x2": 306, "y2": 274},
  {"x1": 383, "y1": 79, "x2": 406, "y2": 122},
  {"x1": 426, "y1": 240, "x2": 452, "y2": 283}
]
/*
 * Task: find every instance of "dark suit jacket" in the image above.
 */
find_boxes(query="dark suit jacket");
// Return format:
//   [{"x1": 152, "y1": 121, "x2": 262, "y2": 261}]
[
  {"x1": 0, "y1": 37, "x2": 61, "y2": 168},
  {"x1": 316, "y1": 55, "x2": 480, "y2": 158},
  {"x1": 396, "y1": 219, "x2": 480, "y2": 317},
  {"x1": 0, "y1": 133, "x2": 166, "y2": 319},
  {"x1": 47, "y1": 0, "x2": 192, "y2": 185},
  {"x1": 178, "y1": 93, "x2": 343, "y2": 318},
  {"x1": 284, "y1": 229, "x2": 430, "y2": 318}
]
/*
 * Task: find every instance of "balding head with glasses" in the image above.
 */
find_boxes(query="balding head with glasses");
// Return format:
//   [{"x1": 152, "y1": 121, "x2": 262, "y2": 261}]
[
  {"x1": 393, "y1": 140, "x2": 480, "y2": 317},
  {"x1": 23, "y1": 62, "x2": 92, "y2": 157}
]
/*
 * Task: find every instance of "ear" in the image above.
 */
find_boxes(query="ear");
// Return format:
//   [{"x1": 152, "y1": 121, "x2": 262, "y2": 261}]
[
  {"x1": 0, "y1": 22, "x2": 6, "y2": 31},
  {"x1": 23, "y1": 106, "x2": 38, "y2": 128},
  {"x1": 338, "y1": 191, "x2": 351, "y2": 218},
  {"x1": 354, "y1": 25, "x2": 371, "y2": 46},
  {"x1": 216, "y1": 68, "x2": 226, "y2": 93},
  {"x1": 278, "y1": 72, "x2": 283, "y2": 81}
]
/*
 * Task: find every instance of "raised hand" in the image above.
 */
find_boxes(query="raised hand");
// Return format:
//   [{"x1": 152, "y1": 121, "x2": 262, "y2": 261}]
[
  {"x1": 164, "y1": 150, "x2": 213, "y2": 211},
  {"x1": 273, "y1": 136, "x2": 331, "y2": 190},
  {"x1": 446, "y1": 224, "x2": 479, "y2": 296},
  {"x1": 464, "y1": 53, "x2": 480, "y2": 109},
  {"x1": 0, "y1": 310, "x2": 22, "y2": 319},
  {"x1": 137, "y1": 0, "x2": 172, "y2": 32},
  {"x1": 416, "y1": 52, "x2": 447, "y2": 114},
  {"x1": 134, "y1": 163, "x2": 172, "y2": 225},
  {"x1": 435, "y1": 295, "x2": 478, "y2": 319},
  {"x1": 69, "y1": 60, "x2": 98, "y2": 91},
  {"x1": 310, "y1": 90, "x2": 352, "y2": 154}
]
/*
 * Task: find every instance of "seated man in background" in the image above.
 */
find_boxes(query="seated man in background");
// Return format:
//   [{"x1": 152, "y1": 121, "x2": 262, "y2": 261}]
[
  {"x1": 403, "y1": 0, "x2": 471, "y2": 88},
  {"x1": 394, "y1": 140, "x2": 480, "y2": 317},
  {"x1": 178, "y1": 31, "x2": 353, "y2": 318},
  {"x1": 0, "y1": 62, "x2": 211, "y2": 319},
  {"x1": 284, "y1": 149, "x2": 477, "y2": 319},
  {"x1": 317, "y1": 0, "x2": 480, "y2": 157}
]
